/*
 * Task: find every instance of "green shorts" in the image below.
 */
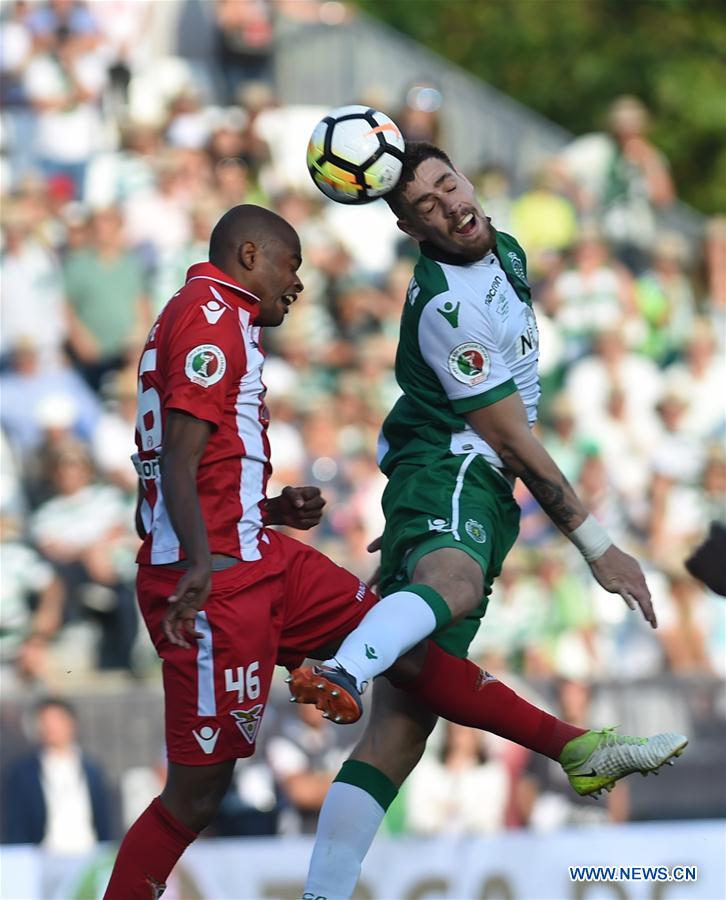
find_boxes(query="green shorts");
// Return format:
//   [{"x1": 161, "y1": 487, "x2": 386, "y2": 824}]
[{"x1": 379, "y1": 453, "x2": 520, "y2": 658}]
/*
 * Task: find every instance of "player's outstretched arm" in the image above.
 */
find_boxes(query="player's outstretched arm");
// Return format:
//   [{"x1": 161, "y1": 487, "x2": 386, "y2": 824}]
[
  {"x1": 160, "y1": 410, "x2": 214, "y2": 647},
  {"x1": 264, "y1": 485, "x2": 326, "y2": 530},
  {"x1": 466, "y1": 393, "x2": 656, "y2": 628}
]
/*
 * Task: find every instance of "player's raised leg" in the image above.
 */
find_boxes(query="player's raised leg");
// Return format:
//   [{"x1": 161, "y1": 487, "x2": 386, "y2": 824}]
[
  {"x1": 303, "y1": 657, "x2": 687, "y2": 900},
  {"x1": 289, "y1": 545, "x2": 480, "y2": 718}
]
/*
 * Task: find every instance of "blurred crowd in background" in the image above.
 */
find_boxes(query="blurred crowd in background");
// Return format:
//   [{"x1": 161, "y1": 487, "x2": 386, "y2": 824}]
[{"x1": 1, "y1": 0, "x2": 724, "y2": 854}]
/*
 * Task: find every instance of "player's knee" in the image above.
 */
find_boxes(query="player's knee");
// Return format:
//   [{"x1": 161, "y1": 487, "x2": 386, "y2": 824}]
[
  {"x1": 412, "y1": 549, "x2": 483, "y2": 620},
  {"x1": 171, "y1": 788, "x2": 222, "y2": 833},
  {"x1": 162, "y1": 765, "x2": 232, "y2": 833}
]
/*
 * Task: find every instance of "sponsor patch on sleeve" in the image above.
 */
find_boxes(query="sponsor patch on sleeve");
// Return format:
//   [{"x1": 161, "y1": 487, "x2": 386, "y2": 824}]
[
  {"x1": 184, "y1": 344, "x2": 226, "y2": 387},
  {"x1": 447, "y1": 342, "x2": 490, "y2": 386}
]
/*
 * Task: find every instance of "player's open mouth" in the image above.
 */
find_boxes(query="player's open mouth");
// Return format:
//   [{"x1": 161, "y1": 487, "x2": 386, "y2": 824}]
[
  {"x1": 281, "y1": 293, "x2": 296, "y2": 310},
  {"x1": 454, "y1": 212, "x2": 477, "y2": 236}
]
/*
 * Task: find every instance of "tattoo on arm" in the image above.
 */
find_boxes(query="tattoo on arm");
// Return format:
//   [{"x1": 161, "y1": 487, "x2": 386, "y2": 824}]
[{"x1": 499, "y1": 447, "x2": 581, "y2": 531}]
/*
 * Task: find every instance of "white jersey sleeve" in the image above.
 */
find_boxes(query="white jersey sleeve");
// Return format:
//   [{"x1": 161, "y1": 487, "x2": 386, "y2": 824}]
[{"x1": 417, "y1": 286, "x2": 518, "y2": 414}]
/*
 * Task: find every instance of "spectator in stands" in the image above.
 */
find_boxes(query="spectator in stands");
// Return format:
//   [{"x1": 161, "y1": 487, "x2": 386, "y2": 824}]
[
  {"x1": 0, "y1": 202, "x2": 67, "y2": 368},
  {"x1": 267, "y1": 702, "x2": 353, "y2": 834},
  {"x1": 564, "y1": 326, "x2": 662, "y2": 438},
  {"x1": 122, "y1": 149, "x2": 192, "y2": 267},
  {"x1": 405, "y1": 723, "x2": 510, "y2": 835},
  {"x1": 1, "y1": 696, "x2": 112, "y2": 851},
  {"x1": 90, "y1": 366, "x2": 139, "y2": 494},
  {"x1": 664, "y1": 319, "x2": 723, "y2": 439},
  {"x1": 589, "y1": 386, "x2": 655, "y2": 522},
  {"x1": 0, "y1": 512, "x2": 64, "y2": 692},
  {"x1": 0, "y1": 1, "x2": 33, "y2": 102},
  {"x1": 29, "y1": 439, "x2": 138, "y2": 671},
  {"x1": 510, "y1": 162, "x2": 578, "y2": 276},
  {"x1": 64, "y1": 205, "x2": 149, "y2": 390},
  {"x1": 540, "y1": 394, "x2": 588, "y2": 486},
  {"x1": 89, "y1": 0, "x2": 153, "y2": 111},
  {"x1": 657, "y1": 570, "x2": 718, "y2": 675},
  {"x1": 545, "y1": 231, "x2": 640, "y2": 362},
  {"x1": 23, "y1": 6, "x2": 107, "y2": 197},
  {"x1": 536, "y1": 551, "x2": 599, "y2": 679},
  {"x1": 84, "y1": 119, "x2": 160, "y2": 209},
  {"x1": 474, "y1": 166, "x2": 515, "y2": 236},
  {"x1": 397, "y1": 82, "x2": 442, "y2": 145},
  {"x1": 635, "y1": 232, "x2": 695, "y2": 363},
  {"x1": 558, "y1": 95, "x2": 675, "y2": 272},
  {"x1": 214, "y1": 0, "x2": 275, "y2": 103},
  {"x1": 27, "y1": 0, "x2": 100, "y2": 54},
  {"x1": 0, "y1": 339, "x2": 100, "y2": 453}
]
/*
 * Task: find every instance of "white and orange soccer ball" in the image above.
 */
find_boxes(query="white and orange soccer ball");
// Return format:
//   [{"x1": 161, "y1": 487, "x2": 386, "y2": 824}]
[{"x1": 306, "y1": 105, "x2": 405, "y2": 204}]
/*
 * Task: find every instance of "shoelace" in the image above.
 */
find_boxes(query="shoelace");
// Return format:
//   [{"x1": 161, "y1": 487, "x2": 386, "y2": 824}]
[{"x1": 596, "y1": 727, "x2": 647, "y2": 747}]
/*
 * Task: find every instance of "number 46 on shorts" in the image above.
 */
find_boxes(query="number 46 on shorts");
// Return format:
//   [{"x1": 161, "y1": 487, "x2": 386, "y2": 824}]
[{"x1": 224, "y1": 662, "x2": 261, "y2": 702}]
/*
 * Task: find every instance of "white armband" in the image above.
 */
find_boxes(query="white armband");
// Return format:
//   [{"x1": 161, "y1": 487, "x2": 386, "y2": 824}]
[{"x1": 568, "y1": 514, "x2": 613, "y2": 562}]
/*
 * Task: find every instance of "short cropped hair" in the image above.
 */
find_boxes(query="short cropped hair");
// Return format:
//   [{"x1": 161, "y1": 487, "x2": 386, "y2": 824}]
[{"x1": 385, "y1": 141, "x2": 455, "y2": 217}]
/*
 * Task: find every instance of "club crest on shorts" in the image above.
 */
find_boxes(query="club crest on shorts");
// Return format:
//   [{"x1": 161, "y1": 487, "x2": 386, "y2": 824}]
[
  {"x1": 448, "y1": 342, "x2": 490, "y2": 385},
  {"x1": 230, "y1": 704, "x2": 264, "y2": 745},
  {"x1": 464, "y1": 518, "x2": 487, "y2": 543},
  {"x1": 185, "y1": 344, "x2": 226, "y2": 387}
]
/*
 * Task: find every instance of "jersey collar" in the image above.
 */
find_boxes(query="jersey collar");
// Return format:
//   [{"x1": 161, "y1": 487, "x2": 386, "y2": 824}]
[{"x1": 185, "y1": 262, "x2": 262, "y2": 307}]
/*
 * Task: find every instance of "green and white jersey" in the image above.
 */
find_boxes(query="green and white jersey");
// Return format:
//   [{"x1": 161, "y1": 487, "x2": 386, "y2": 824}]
[{"x1": 378, "y1": 231, "x2": 540, "y2": 478}]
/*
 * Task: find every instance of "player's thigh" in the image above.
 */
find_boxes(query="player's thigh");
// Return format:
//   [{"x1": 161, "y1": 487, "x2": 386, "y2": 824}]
[
  {"x1": 380, "y1": 455, "x2": 520, "y2": 622},
  {"x1": 137, "y1": 563, "x2": 282, "y2": 766},
  {"x1": 274, "y1": 531, "x2": 378, "y2": 666},
  {"x1": 349, "y1": 677, "x2": 438, "y2": 789}
]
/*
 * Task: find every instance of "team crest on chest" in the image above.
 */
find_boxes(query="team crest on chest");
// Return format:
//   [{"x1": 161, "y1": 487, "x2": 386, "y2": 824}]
[
  {"x1": 185, "y1": 344, "x2": 226, "y2": 387},
  {"x1": 448, "y1": 342, "x2": 490, "y2": 385}
]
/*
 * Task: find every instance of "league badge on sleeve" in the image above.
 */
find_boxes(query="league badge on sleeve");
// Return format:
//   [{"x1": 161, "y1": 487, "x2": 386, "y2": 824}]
[
  {"x1": 185, "y1": 344, "x2": 226, "y2": 387},
  {"x1": 448, "y1": 342, "x2": 490, "y2": 385}
]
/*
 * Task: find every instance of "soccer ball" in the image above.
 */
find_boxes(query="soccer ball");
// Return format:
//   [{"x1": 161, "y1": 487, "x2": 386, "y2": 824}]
[{"x1": 306, "y1": 105, "x2": 405, "y2": 205}]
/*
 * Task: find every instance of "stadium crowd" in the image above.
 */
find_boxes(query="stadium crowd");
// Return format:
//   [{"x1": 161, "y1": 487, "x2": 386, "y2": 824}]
[{"x1": 1, "y1": 0, "x2": 724, "y2": 850}]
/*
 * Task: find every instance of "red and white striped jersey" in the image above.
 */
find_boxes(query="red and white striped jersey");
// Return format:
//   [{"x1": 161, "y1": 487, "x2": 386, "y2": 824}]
[{"x1": 135, "y1": 262, "x2": 271, "y2": 565}]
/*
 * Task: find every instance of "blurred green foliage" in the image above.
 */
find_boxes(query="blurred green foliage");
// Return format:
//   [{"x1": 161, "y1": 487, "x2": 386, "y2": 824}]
[{"x1": 352, "y1": 0, "x2": 725, "y2": 214}]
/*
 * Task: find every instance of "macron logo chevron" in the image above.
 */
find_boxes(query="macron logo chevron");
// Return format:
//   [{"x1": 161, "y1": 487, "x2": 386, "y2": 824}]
[
  {"x1": 192, "y1": 725, "x2": 221, "y2": 755},
  {"x1": 201, "y1": 286, "x2": 229, "y2": 324}
]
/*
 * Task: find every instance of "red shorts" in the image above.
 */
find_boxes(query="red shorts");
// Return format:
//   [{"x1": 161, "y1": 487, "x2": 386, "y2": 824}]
[{"x1": 137, "y1": 529, "x2": 377, "y2": 765}]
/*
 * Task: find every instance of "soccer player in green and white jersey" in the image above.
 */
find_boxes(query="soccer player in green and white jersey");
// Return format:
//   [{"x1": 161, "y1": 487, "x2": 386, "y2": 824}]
[{"x1": 292, "y1": 143, "x2": 686, "y2": 900}]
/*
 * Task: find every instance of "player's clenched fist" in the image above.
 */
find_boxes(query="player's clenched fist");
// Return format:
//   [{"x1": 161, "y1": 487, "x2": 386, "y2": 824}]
[{"x1": 266, "y1": 485, "x2": 326, "y2": 530}]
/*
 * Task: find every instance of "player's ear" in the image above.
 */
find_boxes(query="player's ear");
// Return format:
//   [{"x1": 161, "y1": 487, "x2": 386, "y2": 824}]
[{"x1": 238, "y1": 240, "x2": 256, "y2": 271}]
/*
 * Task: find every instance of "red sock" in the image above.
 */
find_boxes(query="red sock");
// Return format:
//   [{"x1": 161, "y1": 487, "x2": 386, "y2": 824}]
[
  {"x1": 104, "y1": 797, "x2": 198, "y2": 899},
  {"x1": 402, "y1": 642, "x2": 586, "y2": 760}
]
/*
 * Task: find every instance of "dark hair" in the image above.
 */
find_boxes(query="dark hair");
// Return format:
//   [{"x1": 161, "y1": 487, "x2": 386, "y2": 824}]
[
  {"x1": 385, "y1": 141, "x2": 454, "y2": 217},
  {"x1": 208, "y1": 203, "x2": 296, "y2": 266}
]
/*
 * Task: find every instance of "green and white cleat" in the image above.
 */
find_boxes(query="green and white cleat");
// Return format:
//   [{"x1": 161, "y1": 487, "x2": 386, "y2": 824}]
[{"x1": 560, "y1": 727, "x2": 688, "y2": 798}]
